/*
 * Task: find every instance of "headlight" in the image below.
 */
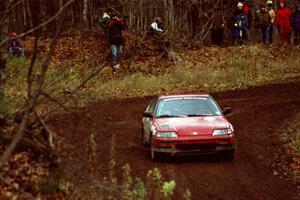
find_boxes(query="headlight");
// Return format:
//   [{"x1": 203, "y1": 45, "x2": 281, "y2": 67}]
[
  {"x1": 156, "y1": 132, "x2": 177, "y2": 138},
  {"x1": 212, "y1": 124, "x2": 234, "y2": 136}
]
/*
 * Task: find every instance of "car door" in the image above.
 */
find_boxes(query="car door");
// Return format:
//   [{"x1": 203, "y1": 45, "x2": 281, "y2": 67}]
[{"x1": 143, "y1": 98, "x2": 157, "y2": 142}]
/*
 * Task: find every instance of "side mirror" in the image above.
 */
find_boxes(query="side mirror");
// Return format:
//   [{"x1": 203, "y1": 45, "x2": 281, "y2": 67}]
[
  {"x1": 143, "y1": 112, "x2": 153, "y2": 118},
  {"x1": 223, "y1": 107, "x2": 232, "y2": 115}
]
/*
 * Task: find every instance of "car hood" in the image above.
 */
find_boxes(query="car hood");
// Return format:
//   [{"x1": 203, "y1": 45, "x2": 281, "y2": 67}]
[{"x1": 154, "y1": 116, "x2": 230, "y2": 136}]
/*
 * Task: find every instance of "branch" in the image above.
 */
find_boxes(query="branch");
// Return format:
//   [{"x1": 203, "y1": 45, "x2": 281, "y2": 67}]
[
  {"x1": 0, "y1": 13, "x2": 64, "y2": 168},
  {"x1": 39, "y1": 65, "x2": 106, "y2": 120},
  {"x1": 33, "y1": 110, "x2": 57, "y2": 149},
  {"x1": 27, "y1": 36, "x2": 39, "y2": 99},
  {"x1": 0, "y1": 0, "x2": 75, "y2": 46},
  {"x1": 41, "y1": 91, "x2": 72, "y2": 113},
  {"x1": 0, "y1": 0, "x2": 23, "y2": 15}
]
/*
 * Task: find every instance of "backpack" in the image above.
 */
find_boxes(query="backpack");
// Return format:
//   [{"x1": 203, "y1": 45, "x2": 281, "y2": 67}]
[{"x1": 98, "y1": 16, "x2": 110, "y2": 29}]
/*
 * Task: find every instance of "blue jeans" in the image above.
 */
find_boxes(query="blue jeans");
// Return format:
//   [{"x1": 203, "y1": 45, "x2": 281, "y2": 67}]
[
  {"x1": 111, "y1": 44, "x2": 122, "y2": 65},
  {"x1": 259, "y1": 27, "x2": 270, "y2": 44}
]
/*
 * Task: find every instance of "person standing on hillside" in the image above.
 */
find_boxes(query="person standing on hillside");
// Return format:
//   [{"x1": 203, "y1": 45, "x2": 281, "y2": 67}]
[
  {"x1": 231, "y1": 2, "x2": 248, "y2": 45},
  {"x1": 292, "y1": 3, "x2": 300, "y2": 45},
  {"x1": 211, "y1": 7, "x2": 226, "y2": 46},
  {"x1": 266, "y1": 1, "x2": 276, "y2": 44},
  {"x1": 148, "y1": 17, "x2": 163, "y2": 36},
  {"x1": 255, "y1": 4, "x2": 271, "y2": 44},
  {"x1": 99, "y1": 10, "x2": 111, "y2": 29},
  {"x1": 7, "y1": 32, "x2": 25, "y2": 56},
  {"x1": 276, "y1": 0, "x2": 292, "y2": 45},
  {"x1": 107, "y1": 13, "x2": 126, "y2": 70}
]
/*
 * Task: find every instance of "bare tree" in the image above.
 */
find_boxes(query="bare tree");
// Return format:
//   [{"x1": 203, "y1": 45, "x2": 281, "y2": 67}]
[{"x1": 0, "y1": 0, "x2": 76, "y2": 168}]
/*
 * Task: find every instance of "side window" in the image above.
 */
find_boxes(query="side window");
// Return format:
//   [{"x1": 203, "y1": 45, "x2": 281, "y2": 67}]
[{"x1": 147, "y1": 98, "x2": 157, "y2": 113}]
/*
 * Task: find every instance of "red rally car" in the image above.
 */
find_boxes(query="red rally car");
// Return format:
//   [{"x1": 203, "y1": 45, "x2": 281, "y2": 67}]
[{"x1": 142, "y1": 93, "x2": 235, "y2": 160}]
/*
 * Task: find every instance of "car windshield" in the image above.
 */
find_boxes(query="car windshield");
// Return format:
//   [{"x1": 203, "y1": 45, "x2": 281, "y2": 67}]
[{"x1": 155, "y1": 97, "x2": 222, "y2": 118}]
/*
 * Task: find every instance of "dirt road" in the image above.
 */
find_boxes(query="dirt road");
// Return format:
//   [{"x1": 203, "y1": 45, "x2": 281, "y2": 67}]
[{"x1": 50, "y1": 81, "x2": 300, "y2": 200}]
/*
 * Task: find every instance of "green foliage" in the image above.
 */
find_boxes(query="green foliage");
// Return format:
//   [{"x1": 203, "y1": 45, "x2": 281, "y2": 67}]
[
  {"x1": 144, "y1": 167, "x2": 177, "y2": 200},
  {"x1": 161, "y1": 180, "x2": 176, "y2": 198},
  {"x1": 39, "y1": 177, "x2": 62, "y2": 193},
  {"x1": 122, "y1": 164, "x2": 146, "y2": 200},
  {"x1": 292, "y1": 139, "x2": 300, "y2": 153},
  {"x1": 102, "y1": 162, "x2": 179, "y2": 200}
]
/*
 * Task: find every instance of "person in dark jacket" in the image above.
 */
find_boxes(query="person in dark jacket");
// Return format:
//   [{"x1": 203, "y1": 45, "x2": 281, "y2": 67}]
[
  {"x1": 276, "y1": 0, "x2": 292, "y2": 44},
  {"x1": 255, "y1": 4, "x2": 271, "y2": 44},
  {"x1": 211, "y1": 7, "x2": 226, "y2": 46},
  {"x1": 292, "y1": 3, "x2": 300, "y2": 45},
  {"x1": 107, "y1": 14, "x2": 126, "y2": 70},
  {"x1": 232, "y1": 2, "x2": 249, "y2": 45},
  {"x1": 7, "y1": 32, "x2": 24, "y2": 56}
]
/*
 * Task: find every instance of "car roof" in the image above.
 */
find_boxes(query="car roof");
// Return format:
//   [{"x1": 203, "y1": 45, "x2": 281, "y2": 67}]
[{"x1": 158, "y1": 92, "x2": 210, "y2": 100}]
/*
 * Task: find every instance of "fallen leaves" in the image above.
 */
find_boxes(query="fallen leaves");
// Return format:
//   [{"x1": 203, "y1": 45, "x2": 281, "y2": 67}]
[{"x1": 0, "y1": 145, "x2": 63, "y2": 199}]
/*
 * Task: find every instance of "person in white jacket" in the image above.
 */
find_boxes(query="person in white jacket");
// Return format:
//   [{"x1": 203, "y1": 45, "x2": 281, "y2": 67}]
[{"x1": 148, "y1": 17, "x2": 163, "y2": 36}]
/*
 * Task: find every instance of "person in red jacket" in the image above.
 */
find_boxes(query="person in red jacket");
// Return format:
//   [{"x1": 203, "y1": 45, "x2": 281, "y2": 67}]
[
  {"x1": 275, "y1": 0, "x2": 292, "y2": 44},
  {"x1": 107, "y1": 13, "x2": 126, "y2": 70}
]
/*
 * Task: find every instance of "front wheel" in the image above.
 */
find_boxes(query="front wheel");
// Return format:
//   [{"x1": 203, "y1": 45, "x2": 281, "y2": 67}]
[
  {"x1": 150, "y1": 142, "x2": 156, "y2": 160},
  {"x1": 142, "y1": 129, "x2": 150, "y2": 147}
]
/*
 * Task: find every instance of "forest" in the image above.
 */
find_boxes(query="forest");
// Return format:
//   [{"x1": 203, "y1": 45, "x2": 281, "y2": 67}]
[{"x1": 1, "y1": 0, "x2": 298, "y2": 43}]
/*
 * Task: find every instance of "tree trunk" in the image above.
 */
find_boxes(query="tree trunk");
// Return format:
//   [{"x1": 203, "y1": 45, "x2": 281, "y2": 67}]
[{"x1": 83, "y1": 0, "x2": 89, "y2": 27}]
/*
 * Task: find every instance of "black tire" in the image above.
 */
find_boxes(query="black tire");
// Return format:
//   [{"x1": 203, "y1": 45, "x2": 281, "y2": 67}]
[
  {"x1": 150, "y1": 142, "x2": 160, "y2": 160},
  {"x1": 150, "y1": 142, "x2": 156, "y2": 160}
]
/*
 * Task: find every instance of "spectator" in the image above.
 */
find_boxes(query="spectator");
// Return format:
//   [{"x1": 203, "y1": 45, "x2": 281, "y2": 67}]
[
  {"x1": 242, "y1": 0, "x2": 252, "y2": 41},
  {"x1": 276, "y1": 0, "x2": 292, "y2": 45},
  {"x1": 148, "y1": 17, "x2": 163, "y2": 36},
  {"x1": 7, "y1": 32, "x2": 25, "y2": 56},
  {"x1": 98, "y1": 11, "x2": 111, "y2": 48},
  {"x1": 107, "y1": 13, "x2": 126, "y2": 70},
  {"x1": 211, "y1": 7, "x2": 226, "y2": 46},
  {"x1": 292, "y1": 3, "x2": 300, "y2": 45},
  {"x1": 255, "y1": 4, "x2": 271, "y2": 44},
  {"x1": 266, "y1": 1, "x2": 276, "y2": 44},
  {"x1": 232, "y1": 2, "x2": 248, "y2": 45},
  {"x1": 99, "y1": 11, "x2": 111, "y2": 30}
]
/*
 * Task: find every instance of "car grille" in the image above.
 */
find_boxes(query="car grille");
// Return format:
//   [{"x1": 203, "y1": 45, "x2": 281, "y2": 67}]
[{"x1": 176, "y1": 144, "x2": 216, "y2": 151}]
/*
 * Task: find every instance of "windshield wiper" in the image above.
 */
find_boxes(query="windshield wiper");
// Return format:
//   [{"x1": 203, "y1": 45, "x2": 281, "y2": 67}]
[
  {"x1": 156, "y1": 115, "x2": 183, "y2": 118},
  {"x1": 187, "y1": 114, "x2": 211, "y2": 117}
]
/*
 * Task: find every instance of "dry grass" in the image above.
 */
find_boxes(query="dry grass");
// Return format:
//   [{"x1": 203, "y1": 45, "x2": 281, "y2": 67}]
[{"x1": 5, "y1": 45, "x2": 300, "y2": 110}]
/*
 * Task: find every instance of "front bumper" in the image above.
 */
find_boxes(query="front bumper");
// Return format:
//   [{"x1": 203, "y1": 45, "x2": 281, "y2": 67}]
[{"x1": 152, "y1": 138, "x2": 235, "y2": 156}]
